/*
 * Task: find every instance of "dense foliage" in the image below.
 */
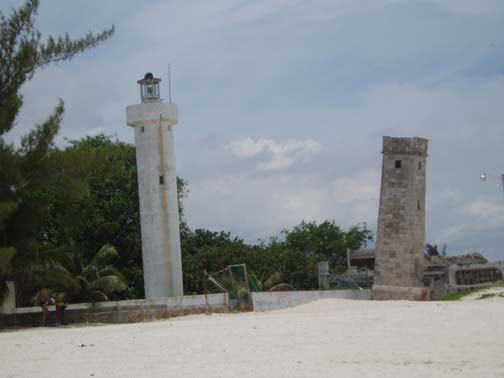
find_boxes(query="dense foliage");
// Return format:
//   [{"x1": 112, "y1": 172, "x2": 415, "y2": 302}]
[
  {"x1": 0, "y1": 0, "x2": 113, "y2": 305},
  {"x1": 181, "y1": 221, "x2": 372, "y2": 295}
]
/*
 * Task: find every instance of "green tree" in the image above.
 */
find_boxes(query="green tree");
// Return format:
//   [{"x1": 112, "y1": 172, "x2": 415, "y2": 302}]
[
  {"x1": 283, "y1": 220, "x2": 372, "y2": 266},
  {"x1": 0, "y1": 0, "x2": 113, "y2": 305},
  {"x1": 34, "y1": 244, "x2": 127, "y2": 303},
  {"x1": 0, "y1": 0, "x2": 114, "y2": 133},
  {"x1": 425, "y1": 243, "x2": 439, "y2": 258},
  {"x1": 181, "y1": 229, "x2": 250, "y2": 293},
  {"x1": 425, "y1": 243, "x2": 447, "y2": 258},
  {"x1": 183, "y1": 220, "x2": 373, "y2": 293}
]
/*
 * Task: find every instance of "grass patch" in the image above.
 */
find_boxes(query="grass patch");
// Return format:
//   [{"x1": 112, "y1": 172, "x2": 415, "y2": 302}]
[
  {"x1": 438, "y1": 282, "x2": 504, "y2": 301},
  {"x1": 477, "y1": 293, "x2": 497, "y2": 300},
  {"x1": 439, "y1": 289, "x2": 482, "y2": 301}
]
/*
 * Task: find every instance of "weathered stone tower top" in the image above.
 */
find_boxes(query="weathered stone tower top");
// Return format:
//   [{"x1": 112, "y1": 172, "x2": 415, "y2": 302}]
[
  {"x1": 372, "y1": 136, "x2": 430, "y2": 300},
  {"x1": 382, "y1": 136, "x2": 428, "y2": 156}
]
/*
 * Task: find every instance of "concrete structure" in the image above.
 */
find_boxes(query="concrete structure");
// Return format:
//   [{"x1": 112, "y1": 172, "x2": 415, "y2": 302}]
[
  {"x1": 317, "y1": 261, "x2": 330, "y2": 290},
  {"x1": 0, "y1": 294, "x2": 228, "y2": 328},
  {"x1": 250, "y1": 290, "x2": 371, "y2": 312},
  {"x1": 373, "y1": 137, "x2": 430, "y2": 300},
  {"x1": 449, "y1": 262, "x2": 504, "y2": 286},
  {"x1": 126, "y1": 73, "x2": 183, "y2": 298},
  {"x1": 428, "y1": 261, "x2": 504, "y2": 299},
  {"x1": 0, "y1": 281, "x2": 15, "y2": 314},
  {"x1": 323, "y1": 251, "x2": 503, "y2": 298},
  {"x1": 319, "y1": 264, "x2": 373, "y2": 290},
  {"x1": 348, "y1": 249, "x2": 375, "y2": 270}
]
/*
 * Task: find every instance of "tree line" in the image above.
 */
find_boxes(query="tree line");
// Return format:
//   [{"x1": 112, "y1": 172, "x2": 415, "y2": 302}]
[{"x1": 1, "y1": 134, "x2": 372, "y2": 305}]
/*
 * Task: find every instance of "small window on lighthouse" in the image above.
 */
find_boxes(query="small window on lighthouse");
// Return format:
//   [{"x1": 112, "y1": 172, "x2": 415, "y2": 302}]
[
  {"x1": 159, "y1": 175, "x2": 165, "y2": 185},
  {"x1": 395, "y1": 160, "x2": 402, "y2": 168},
  {"x1": 418, "y1": 161, "x2": 422, "y2": 170},
  {"x1": 141, "y1": 126, "x2": 145, "y2": 133},
  {"x1": 417, "y1": 200, "x2": 421, "y2": 210}
]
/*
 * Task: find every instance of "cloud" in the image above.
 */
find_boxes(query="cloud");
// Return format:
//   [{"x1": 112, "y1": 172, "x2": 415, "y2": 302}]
[
  {"x1": 330, "y1": 170, "x2": 381, "y2": 226},
  {"x1": 225, "y1": 138, "x2": 323, "y2": 171},
  {"x1": 86, "y1": 127, "x2": 105, "y2": 137},
  {"x1": 464, "y1": 200, "x2": 504, "y2": 228},
  {"x1": 428, "y1": 198, "x2": 504, "y2": 260},
  {"x1": 434, "y1": 224, "x2": 466, "y2": 245},
  {"x1": 438, "y1": 188, "x2": 463, "y2": 203},
  {"x1": 433, "y1": 0, "x2": 504, "y2": 16}
]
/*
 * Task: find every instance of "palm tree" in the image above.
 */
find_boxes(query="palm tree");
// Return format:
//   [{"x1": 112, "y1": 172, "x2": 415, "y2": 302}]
[
  {"x1": 34, "y1": 244, "x2": 128, "y2": 304},
  {"x1": 425, "y1": 243, "x2": 440, "y2": 258}
]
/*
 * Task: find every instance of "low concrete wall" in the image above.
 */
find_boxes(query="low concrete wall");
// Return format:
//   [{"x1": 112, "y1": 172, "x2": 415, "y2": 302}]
[
  {"x1": 250, "y1": 290, "x2": 371, "y2": 312},
  {"x1": 0, "y1": 293, "x2": 229, "y2": 328}
]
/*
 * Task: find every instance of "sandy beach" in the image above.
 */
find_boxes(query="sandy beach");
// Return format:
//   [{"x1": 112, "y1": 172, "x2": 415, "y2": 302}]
[{"x1": 2, "y1": 298, "x2": 504, "y2": 378}]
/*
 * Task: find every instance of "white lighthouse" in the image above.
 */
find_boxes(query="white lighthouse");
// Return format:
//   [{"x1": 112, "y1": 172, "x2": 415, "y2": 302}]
[{"x1": 126, "y1": 72, "x2": 183, "y2": 298}]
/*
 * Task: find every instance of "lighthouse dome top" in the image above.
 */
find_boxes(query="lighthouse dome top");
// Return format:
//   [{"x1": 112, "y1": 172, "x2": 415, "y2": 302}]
[{"x1": 137, "y1": 72, "x2": 161, "y2": 102}]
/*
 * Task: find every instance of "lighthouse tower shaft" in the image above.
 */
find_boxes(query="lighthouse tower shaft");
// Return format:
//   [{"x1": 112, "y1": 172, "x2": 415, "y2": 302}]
[
  {"x1": 126, "y1": 75, "x2": 183, "y2": 298},
  {"x1": 372, "y1": 136, "x2": 430, "y2": 301}
]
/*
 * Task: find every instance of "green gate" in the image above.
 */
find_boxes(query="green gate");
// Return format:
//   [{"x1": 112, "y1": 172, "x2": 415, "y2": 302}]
[{"x1": 209, "y1": 264, "x2": 260, "y2": 311}]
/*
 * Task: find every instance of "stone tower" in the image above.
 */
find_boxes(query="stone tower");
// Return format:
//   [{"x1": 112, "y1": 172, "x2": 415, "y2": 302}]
[
  {"x1": 126, "y1": 73, "x2": 183, "y2": 298},
  {"x1": 372, "y1": 136, "x2": 430, "y2": 300}
]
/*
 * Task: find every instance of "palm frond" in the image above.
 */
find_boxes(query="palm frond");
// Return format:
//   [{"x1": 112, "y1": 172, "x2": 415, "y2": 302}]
[
  {"x1": 38, "y1": 246, "x2": 74, "y2": 271},
  {"x1": 90, "y1": 244, "x2": 118, "y2": 269},
  {"x1": 88, "y1": 275, "x2": 127, "y2": 295},
  {"x1": 76, "y1": 275, "x2": 89, "y2": 293},
  {"x1": 99, "y1": 265, "x2": 125, "y2": 281},
  {"x1": 263, "y1": 272, "x2": 282, "y2": 291},
  {"x1": 269, "y1": 283, "x2": 293, "y2": 291},
  {"x1": 87, "y1": 290, "x2": 109, "y2": 303},
  {"x1": 81, "y1": 264, "x2": 99, "y2": 282},
  {"x1": 31, "y1": 261, "x2": 76, "y2": 293}
]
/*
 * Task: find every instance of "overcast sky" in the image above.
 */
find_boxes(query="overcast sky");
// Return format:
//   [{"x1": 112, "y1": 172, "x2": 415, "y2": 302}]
[{"x1": 3, "y1": 0, "x2": 504, "y2": 260}]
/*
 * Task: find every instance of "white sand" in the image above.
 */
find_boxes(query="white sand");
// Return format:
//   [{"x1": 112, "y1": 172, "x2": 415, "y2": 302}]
[{"x1": 2, "y1": 298, "x2": 504, "y2": 378}]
